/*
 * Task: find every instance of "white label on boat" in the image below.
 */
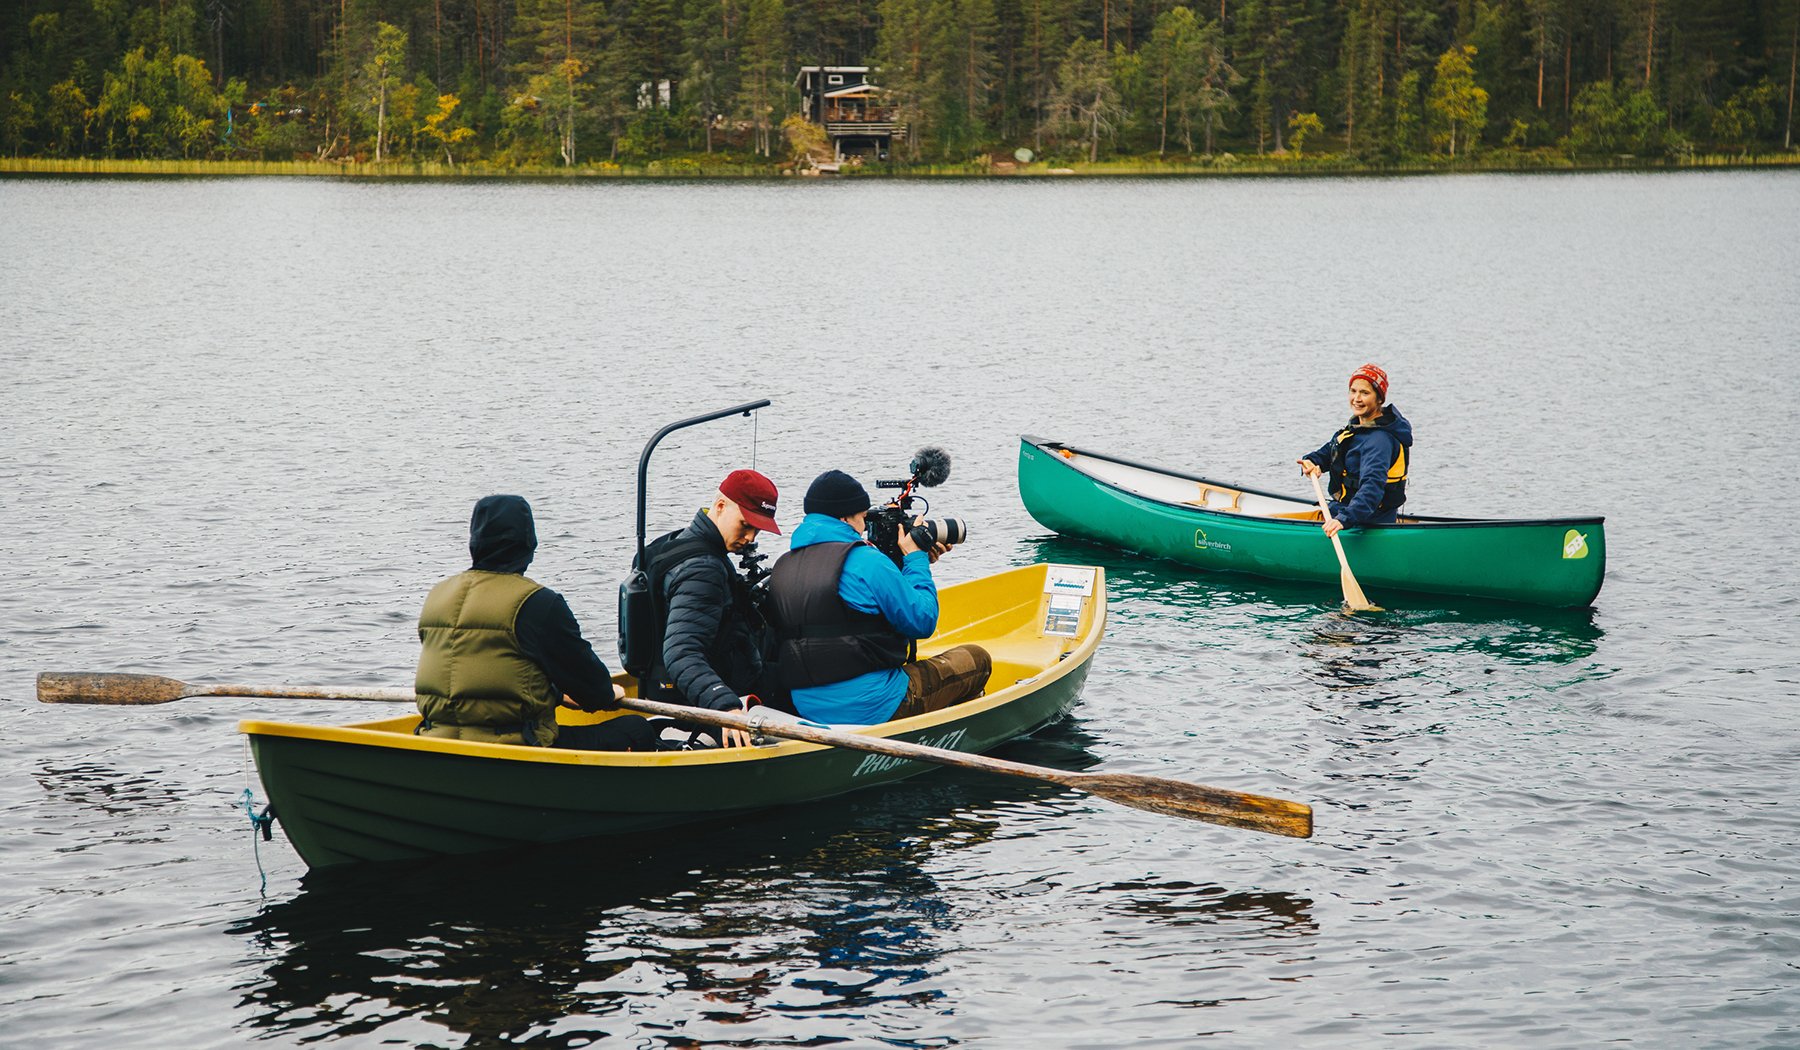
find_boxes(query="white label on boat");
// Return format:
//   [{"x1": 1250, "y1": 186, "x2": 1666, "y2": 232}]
[
  {"x1": 1562, "y1": 530, "x2": 1589, "y2": 559},
  {"x1": 853, "y1": 728, "x2": 968, "y2": 777},
  {"x1": 1045, "y1": 565, "x2": 1096, "y2": 596},
  {"x1": 1044, "y1": 592, "x2": 1083, "y2": 636}
]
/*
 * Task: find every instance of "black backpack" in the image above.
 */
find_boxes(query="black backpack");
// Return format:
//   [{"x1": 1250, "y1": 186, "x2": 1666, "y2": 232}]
[{"x1": 617, "y1": 529, "x2": 716, "y2": 679}]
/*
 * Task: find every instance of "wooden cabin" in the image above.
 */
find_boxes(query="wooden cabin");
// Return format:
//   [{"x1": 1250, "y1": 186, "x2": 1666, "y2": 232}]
[{"x1": 793, "y1": 66, "x2": 906, "y2": 161}]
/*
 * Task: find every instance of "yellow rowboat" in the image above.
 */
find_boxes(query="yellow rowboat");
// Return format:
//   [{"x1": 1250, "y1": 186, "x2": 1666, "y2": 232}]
[{"x1": 241, "y1": 563, "x2": 1108, "y2": 868}]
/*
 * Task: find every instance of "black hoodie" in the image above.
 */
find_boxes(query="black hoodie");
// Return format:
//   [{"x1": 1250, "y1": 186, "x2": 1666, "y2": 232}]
[{"x1": 467, "y1": 495, "x2": 616, "y2": 712}]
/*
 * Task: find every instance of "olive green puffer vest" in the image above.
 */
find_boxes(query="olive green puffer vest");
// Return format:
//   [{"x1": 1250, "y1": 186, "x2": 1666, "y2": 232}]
[{"x1": 415, "y1": 570, "x2": 558, "y2": 746}]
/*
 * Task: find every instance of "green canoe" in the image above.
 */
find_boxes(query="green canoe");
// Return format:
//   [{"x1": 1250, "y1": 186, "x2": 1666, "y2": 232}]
[
  {"x1": 242, "y1": 562, "x2": 1106, "y2": 869},
  {"x1": 1018, "y1": 437, "x2": 1605, "y2": 608}
]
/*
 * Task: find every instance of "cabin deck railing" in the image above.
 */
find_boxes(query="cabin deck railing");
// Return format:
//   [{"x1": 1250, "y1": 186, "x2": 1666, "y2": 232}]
[{"x1": 825, "y1": 121, "x2": 905, "y2": 138}]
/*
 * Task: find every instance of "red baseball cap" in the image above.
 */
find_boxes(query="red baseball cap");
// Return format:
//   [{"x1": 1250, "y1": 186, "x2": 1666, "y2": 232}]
[{"x1": 720, "y1": 469, "x2": 780, "y2": 534}]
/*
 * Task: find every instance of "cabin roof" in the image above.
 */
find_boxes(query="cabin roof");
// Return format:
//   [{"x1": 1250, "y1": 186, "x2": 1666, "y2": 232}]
[
  {"x1": 823, "y1": 84, "x2": 882, "y2": 99},
  {"x1": 794, "y1": 65, "x2": 874, "y2": 90}
]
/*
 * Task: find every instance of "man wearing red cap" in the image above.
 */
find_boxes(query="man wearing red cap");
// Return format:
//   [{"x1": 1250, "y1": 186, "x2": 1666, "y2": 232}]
[
  {"x1": 637, "y1": 469, "x2": 782, "y2": 747},
  {"x1": 1297, "y1": 364, "x2": 1414, "y2": 536}
]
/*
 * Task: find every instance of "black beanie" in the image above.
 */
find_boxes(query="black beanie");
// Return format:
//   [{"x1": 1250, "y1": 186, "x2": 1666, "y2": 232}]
[{"x1": 804, "y1": 470, "x2": 871, "y2": 517}]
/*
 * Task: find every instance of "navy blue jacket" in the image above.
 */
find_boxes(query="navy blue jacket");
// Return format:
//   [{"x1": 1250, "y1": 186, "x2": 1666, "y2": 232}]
[{"x1": 1302, "y1": 406, "x2": 1414, "y2": 526}]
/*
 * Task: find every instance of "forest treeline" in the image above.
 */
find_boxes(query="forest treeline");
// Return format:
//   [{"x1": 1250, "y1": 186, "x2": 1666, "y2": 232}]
[{"x1": 2, "y1": 0, "x2": 1796, "y2": 170}]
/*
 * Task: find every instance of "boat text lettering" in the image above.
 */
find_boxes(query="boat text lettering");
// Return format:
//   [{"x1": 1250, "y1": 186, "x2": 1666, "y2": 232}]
[
  {"x1": 1194, "y1": 529, "x2": 1231, "y2": 552},
  {"x1": 853, "y1": 728, "x2": 969, "y2": 777}
]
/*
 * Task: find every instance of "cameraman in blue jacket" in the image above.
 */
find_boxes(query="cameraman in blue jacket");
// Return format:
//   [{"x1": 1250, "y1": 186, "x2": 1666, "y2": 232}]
[{"x1": 766, "y1": 470, "x2": 990, "y2": 726}]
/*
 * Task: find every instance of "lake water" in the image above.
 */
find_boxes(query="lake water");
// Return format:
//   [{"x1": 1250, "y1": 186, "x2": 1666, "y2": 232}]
[{"x1": 2, "y1": 170, "x2": 1797, "y2": 1048}]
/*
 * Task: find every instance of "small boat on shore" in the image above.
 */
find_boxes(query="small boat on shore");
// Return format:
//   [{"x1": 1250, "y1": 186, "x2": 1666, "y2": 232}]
[
  {"x1": 1018, "y1": 436, "x2": 1605, "y2": 608},
  {"x1": 241, "y1": 562, "x2": 1107, "y2": 869}
]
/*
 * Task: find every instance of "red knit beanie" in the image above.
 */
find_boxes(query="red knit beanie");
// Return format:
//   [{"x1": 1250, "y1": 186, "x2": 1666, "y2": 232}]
[{"x1": 1350, "y1": 363, "x2": 1389, "y2": 401}]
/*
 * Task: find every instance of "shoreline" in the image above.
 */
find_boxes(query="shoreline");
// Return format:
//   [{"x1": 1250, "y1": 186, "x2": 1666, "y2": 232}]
[{"x1": 3, "y1": 153, "x2": 1797, "y2": 181}]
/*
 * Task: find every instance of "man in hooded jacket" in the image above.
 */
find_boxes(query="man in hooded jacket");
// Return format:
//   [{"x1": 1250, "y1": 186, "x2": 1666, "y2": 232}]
[{"x1": 415, "y1": 494, "x2": 652, "y2": 750}]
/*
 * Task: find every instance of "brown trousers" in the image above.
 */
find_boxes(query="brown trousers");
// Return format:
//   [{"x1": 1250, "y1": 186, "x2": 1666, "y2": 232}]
[{"x1": 892, "y1": 644, "x2": 993, "y2": 720}]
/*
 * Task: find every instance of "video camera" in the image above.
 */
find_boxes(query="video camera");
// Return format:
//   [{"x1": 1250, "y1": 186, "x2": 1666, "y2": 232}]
[{"x1": 866, "y1": 446, "x2": 969, "y2": 567}]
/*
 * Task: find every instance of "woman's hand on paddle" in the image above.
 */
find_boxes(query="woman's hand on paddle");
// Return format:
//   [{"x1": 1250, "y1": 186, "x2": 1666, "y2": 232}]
[
  {"x1": 1322, "y1": 516, "x2": 1344, "y2": 538},
  {"x1": 1297, "y1": 458, "x2": 1322, "y2": 478}
]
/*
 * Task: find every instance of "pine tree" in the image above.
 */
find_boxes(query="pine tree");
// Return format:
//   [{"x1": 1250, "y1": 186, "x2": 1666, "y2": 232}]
[{"x1": 739, "y1": 0, "x2": 786, "y2": 155}]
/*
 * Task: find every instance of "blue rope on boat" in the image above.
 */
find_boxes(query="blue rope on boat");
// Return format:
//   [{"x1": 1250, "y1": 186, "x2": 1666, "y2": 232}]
[{"x1": 239, "y1": 787, "x2": 276, "y2": 893}]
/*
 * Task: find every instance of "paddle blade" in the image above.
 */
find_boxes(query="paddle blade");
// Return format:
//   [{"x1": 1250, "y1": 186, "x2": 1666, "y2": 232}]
[
  {"x1": 38, "y1": 672, "x2": 193, "y2": 705},
  {"x1": 1072, "y1": 772, "x2": 1314, "y2": 838},
  {"x1": 1339, "y1": 568, "x2": 1382, "y2": 613}
]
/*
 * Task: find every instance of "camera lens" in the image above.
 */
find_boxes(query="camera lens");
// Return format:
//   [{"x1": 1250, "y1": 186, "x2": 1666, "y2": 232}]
[{"x1": 916, "y1": 518, "x2": 968, "y2": 546}]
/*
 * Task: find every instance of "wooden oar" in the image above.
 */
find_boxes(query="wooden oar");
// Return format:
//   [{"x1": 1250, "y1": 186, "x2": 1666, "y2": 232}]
[
  {"x1": 37, "y1": 671, "x2": 415, "y2": 705},
  {"x1": 1308, "y1": 473, "x2": 1381, "y2": 613},
  {"x1": 615, "y1": 695, "x2": 1309, "y2": 837},
  {"x1": 36, "y1": 672, "x2": 1313, "y2": 839}
]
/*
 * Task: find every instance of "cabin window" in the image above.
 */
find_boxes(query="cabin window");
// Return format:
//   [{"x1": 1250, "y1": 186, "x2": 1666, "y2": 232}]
[{"x1": 828, "y1": 74, "x2": 843, "y2": 85}]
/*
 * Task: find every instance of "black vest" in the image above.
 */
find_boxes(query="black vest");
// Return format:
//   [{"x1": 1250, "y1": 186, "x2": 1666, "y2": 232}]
[{"x1": 768, "y1": 541, "x2": 911, "y2": 690}]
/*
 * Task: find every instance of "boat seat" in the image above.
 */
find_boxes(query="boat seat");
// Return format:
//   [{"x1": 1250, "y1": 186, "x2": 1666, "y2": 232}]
[{"x1": 1268, "y1": 510, "x2": 1324, "y2": 521}]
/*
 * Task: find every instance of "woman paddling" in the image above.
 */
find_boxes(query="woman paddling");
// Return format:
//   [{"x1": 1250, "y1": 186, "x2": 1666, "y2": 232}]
[{"x1": 1297, "y1": 363, "x2": 1414, "y2": 537}]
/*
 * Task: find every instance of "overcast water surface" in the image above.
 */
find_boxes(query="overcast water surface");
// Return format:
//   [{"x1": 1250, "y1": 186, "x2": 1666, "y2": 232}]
[{"x1": 2, "y1": 171, "x2": 1798, "y2": 1047}]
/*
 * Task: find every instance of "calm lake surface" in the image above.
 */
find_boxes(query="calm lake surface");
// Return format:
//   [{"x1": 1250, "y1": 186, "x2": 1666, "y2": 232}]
[{"x1": 2, "y1": 171, "x2": 1798, "y2": 1048}]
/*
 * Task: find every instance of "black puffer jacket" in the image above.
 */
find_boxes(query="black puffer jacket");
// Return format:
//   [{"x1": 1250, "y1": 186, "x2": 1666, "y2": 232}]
[{"x1": 657, "y1": 511, "x2": 765, "y2": 712}]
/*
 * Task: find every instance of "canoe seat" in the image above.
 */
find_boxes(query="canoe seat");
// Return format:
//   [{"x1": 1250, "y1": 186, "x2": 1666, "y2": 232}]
[{"x1": 1268, "y1": 510, "x2": 1324, "y2": 521}]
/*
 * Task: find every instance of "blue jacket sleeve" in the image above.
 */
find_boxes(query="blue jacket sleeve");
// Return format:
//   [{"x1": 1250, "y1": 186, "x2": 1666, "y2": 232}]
[
  {"x1": 1333, "y1": 434, "x2": 1395, "y2": 527},
  {"x1": 515, "y1": 587, "x2": 617, "y2": 711},
  {"x1": 1301, "y1": 437, "x2": 1334, "y2": 472},
  {"x1": 839, "y1": 547, "x2": 939, "y2": 639}
]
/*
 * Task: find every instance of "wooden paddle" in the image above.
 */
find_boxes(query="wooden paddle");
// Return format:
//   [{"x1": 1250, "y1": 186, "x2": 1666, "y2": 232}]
[
  {"x1": 1308, "y1": 473, "x2": 1382, "y2": 613},
  {"x1": 36, "y1": 672, "x2": 1314, "y2": 839}
]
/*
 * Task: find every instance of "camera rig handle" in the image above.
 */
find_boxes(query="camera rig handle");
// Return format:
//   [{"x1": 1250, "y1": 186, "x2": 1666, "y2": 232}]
[{"x1": 634, "y1": 399, "x2": 772, "y2": 566}]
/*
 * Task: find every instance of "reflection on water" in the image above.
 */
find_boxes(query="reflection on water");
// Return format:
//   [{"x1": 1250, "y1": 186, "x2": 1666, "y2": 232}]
[
  {"x1": 1023, "y1": 534, "x2": 1608, "y2": 679},
  {"x1": 229, "y1": 726, "x2": 1117, "y2": 1045},
  {"x1": 32, "y1": 761, "x2": 184, "y2": 815},
  {"x1": 1101, "y1": 879, "x2": 1317, "y2": 937}
]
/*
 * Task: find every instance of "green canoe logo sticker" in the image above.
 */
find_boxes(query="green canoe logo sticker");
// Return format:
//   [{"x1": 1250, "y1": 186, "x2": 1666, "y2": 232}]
[
  {"x1": 1193, "y1": 529, "x2": 1231, "y2": 553},
  {"x1": 1562, "y1": 530, "x2": 1589, "y2": 559}
]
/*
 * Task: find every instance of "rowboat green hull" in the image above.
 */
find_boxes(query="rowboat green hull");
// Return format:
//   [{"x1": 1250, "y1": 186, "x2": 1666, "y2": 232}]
[
  {"x1": 244, "y1": 563, "x2": 1104, "y2": 869},
  {"x1": 1018, "y1": 437, "x2": 1605, "y2": 608}
]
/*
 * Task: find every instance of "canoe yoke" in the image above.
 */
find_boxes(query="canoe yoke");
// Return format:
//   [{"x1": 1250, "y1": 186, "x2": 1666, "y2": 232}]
[{"x1": 1184, "y1": 483, "x2": 1243, "y2": 512}]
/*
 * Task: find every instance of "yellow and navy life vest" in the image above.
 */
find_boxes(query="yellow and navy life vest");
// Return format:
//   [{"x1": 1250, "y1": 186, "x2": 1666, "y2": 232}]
[
  {"x1": 1328, "y1": 425, "x2": 1409, "y2": 514},
  {"x1": 414, "y1": 569, "x2": 558, "y2": 746}
]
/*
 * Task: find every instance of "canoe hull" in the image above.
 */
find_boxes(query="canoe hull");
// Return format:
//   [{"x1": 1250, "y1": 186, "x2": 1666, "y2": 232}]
[
  {"x1": 1019, "y1": 438, "x2": 1604, "y2": 608},
  {"x1": 245, "y1": 563, "x2": 1104, "y2": 868}
]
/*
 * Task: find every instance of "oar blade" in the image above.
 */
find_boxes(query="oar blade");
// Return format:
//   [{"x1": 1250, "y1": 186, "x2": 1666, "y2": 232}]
[
  {"x1": 1073, "y1": 772, "x2": 1314, "y2": 838},
  {"x1": 37, "y1": 672, "x2": 193, "y2": 705}
]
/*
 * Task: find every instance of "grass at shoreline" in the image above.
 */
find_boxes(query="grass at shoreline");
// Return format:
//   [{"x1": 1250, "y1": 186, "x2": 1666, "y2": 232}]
[{"x1": 2, "y1": 152, "x2": 1795, "y2": 180}]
